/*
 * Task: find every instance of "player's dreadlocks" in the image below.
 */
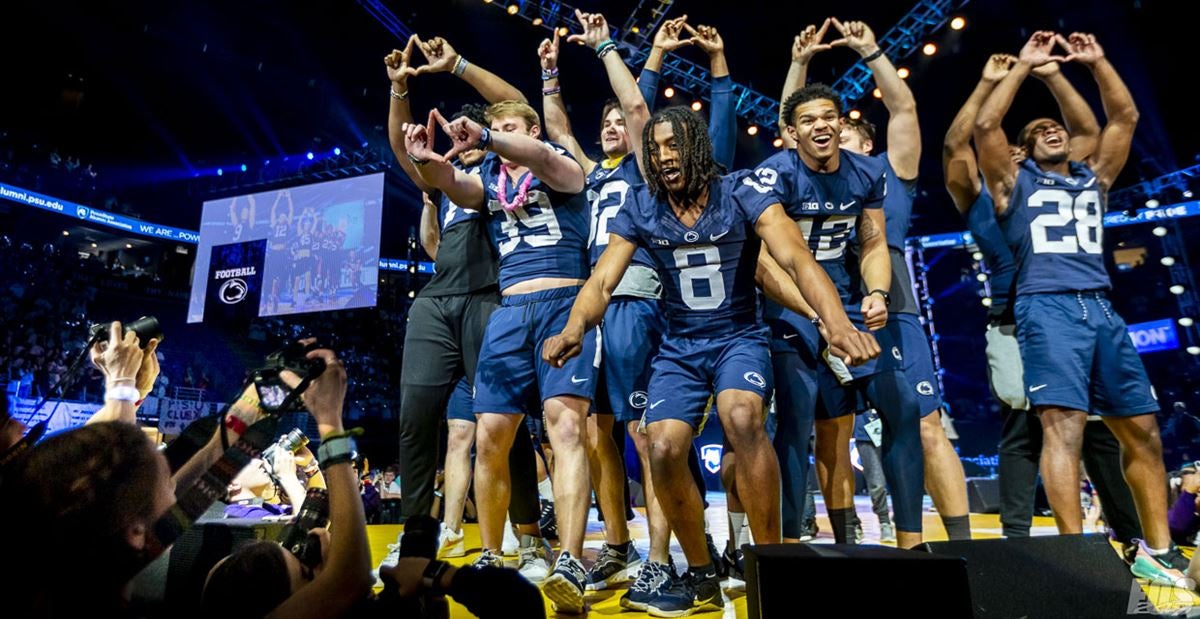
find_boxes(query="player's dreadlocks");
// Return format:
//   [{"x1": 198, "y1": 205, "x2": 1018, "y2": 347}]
[{"x1": 641, "y1": 106, "x2": 725, "y2": 205}]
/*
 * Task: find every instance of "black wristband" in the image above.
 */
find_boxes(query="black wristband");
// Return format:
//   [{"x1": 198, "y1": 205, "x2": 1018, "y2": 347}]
[
  {"x1": 407, "y1": 153, "x2": 428, "y2": 166},
  {"x1": 868, "y1": 288, "x2": 891, "y2": 306},
  {"x1": 422, "y1": 559, "x2": 451, "y2": 594},
  {"x1": 862, "y1": 48, "x2": 885, "y2": 63},
  {"x1": 476, "y1": 127, "x2": 493, "y2": 151}
]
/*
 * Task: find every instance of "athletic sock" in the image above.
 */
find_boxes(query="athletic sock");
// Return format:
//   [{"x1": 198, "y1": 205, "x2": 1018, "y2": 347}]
[
  {"x1": 941, "y1": 514, "x2": 972, "y2": 541},
  {"x1": 538, "y1": 478, "x2": 554, "y2": 502},
  {"x1": 828, "y1": 507, "x2": 857, "y2": 544}
]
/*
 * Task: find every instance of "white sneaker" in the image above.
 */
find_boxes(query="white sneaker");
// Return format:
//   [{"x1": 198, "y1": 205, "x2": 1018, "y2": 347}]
[
  {"x1": 517, "y1": 534, "x2": 552, "y2": 583},
  {"x1": 372, "y1": 533, "x2": 404, "y2": 586},
  {"x1": 438, "y1": 523, "x2": 466, "y2": 558},
  {"x1": 501, "y1": 516, "x2": 519, "y2": 556}
]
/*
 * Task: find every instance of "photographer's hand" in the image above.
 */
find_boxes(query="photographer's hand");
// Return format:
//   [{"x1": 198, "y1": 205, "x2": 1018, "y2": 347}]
[{"x1": 280, "y1": 340, "x2": 347, "y2": 438}]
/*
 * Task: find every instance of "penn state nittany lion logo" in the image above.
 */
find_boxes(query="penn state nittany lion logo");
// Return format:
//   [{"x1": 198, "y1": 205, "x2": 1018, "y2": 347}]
[
  {"x1": 629, "y1": 390, "x2": 649, "y2": 409},
  {"x1": 684, "y1": 230, "x2": 700, "y2": 243},
  {"x1": 743, "y1": 371, "x2": 766, "y2": 388},
  {"x1": 76, "y1": 206, "x2": 88, "y2": 219},
  {"x1": 917, "y1": 381, "x2": 935, "y2": 396},
  {"x1": 219, "y1": 278, "x2": 248, "y2": 304},
  {"x1": 891, "y1": 346, "x2": 903, "y2": 361}
]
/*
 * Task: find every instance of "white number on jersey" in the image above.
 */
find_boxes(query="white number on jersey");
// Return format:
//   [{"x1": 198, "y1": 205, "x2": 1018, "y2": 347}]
[
  {"x1": 674, "y1": 245, "x2": 726, "y2": 310},
  {"x1": 741, "y1": 167, "x2": 779, "y2": 194},
  {"x1": 1027, "y1": 189, "x2": 1102, "y2": 255},
  {"x1": 496, "y1": 191, "x2": 564, "y2": 257},
  {"x1": 587, "y1": 179, "x2": 630, "y2": 249},
  {"x1": 797, "y1": 215, "x2": 856, "y2": 260}
]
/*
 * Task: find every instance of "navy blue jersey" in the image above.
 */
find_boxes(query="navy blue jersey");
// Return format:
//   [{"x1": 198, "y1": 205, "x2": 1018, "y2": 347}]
[
  {"x1": 421, "y1": 163, "x2": 500, "y2": 297},
  {"x1": 609, "y1": 171, "x2": 776, "y2": 337},
  {"x1": 998, "y1": 159, "x2": 1109, "y2": 295},
  {"x1": 965, "y1": 187, "x2": 1017, "y2": 313},
  {"x1": 438, "y1": 165, "x2": 486, "y2": 231},
  {"x1": 877, "y1": 153, "x2": 918, "y2": 252},
  {"x1": 478, "y1": 146, "x2": 590, "y2": 290},
  {"x1": 585, "y1": 155, "x2": 654, "y2": 268},
  {"x1": 757, "y1": 149, "x2": 888, "y2": 305}
]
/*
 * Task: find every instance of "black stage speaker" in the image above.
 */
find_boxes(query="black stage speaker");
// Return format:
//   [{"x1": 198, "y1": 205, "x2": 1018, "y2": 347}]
[
  {"x1": 743, "y1": 543, "x2": 972, "y2": 618},
  {"x1": 967, "y1": 476, "x2": 1001, "y2": 514},
  {"x1": 164, "y1": 511, "x2": 289, "y2": 617},
  {"x1": 921, "y1": 534, "x2": 1137, "y2": 618}
]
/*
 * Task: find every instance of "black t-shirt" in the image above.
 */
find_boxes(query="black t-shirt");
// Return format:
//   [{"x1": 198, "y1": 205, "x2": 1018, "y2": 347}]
[{"x1": 419, "y1": 180, "x2": 499, "y2": 297}]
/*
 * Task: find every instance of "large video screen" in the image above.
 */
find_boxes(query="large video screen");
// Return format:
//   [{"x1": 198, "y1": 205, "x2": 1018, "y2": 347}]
[{"x1": 188, "y1": 173, "x2": 384, "y2": 323}]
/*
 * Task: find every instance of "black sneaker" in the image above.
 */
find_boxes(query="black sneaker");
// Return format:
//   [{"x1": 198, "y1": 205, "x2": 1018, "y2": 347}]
[
  {"x1": 706, "y1": 534, "x2": 727, "y2": 578},
  {"x1": 538, "y1": 499, "x2": 558, "y2": 541},
  {"x1": 721, "y1": 540, "x2": 744, "y2": 580},
  {"x1": 798, "y1": 517, "x2": 819, "y2": 542},
  {"x1": 584, "y1": 542, "x2": 643, "y2": 590},
  {"x1": 620, "y1": 560, "x2": 674, "y2": 612},
  {"x1": 688, "y1": 566, "x2": 724, "y2": 613},
  {"x1": 543, "y1": 550, "x2": 587, "y2": 614}
]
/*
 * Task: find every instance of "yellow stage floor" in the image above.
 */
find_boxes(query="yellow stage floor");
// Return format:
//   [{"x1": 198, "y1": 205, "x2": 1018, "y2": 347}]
[{"x1": 368, "y1": 495, "x2": 1198, "y2": 617}]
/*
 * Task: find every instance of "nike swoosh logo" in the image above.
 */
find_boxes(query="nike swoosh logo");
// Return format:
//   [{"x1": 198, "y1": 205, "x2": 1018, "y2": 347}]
[
  {"x1": 710, "y1": 230, "x2": 729, "y2": 242},
  {"x1": 1029, "y1": 384, "x2": 1048, "y2": 392},
  {"x1": 570, "y1": 376, "x2": 589, "y2": 384},
  {"x1": 839, "y1": 201, "x2": 856, "y2": 211},
  {"x1": 649, "y1": 399, "x2": 665, "y2": 409},
  {"x1": 783, "y1": 333, "x2": 799, "y2": 340}
]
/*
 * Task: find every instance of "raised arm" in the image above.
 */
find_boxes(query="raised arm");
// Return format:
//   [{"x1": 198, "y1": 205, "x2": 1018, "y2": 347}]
[
  {"x1": 384, "y1": 37, "x2": 434, "y2": 194},
  {"x1": 404, "y1": 110, "x2": 486, "y2": 209},
  {"x1": 415, "y1": 36, "x2": 528, "y2": 104},
  {"x1": 539, "y1": 29, "x2": 594, "y2": 173},
  {"x1": 419, "y1": 192, "x2": 440, "y2": 260},
  {"x1": 1032, "y1": 60, "x2": 1101, "y2": 161},
  {"x1": 780, "y1": 20, "x2": 840, "y2": 149},
  {"x1": 976, "y1": 32, "x2": 1062, "y2": 215},
  {"x1": 542, "y1": 234, "x2": 637, "y2": 367},
  {"x1": 573, "y1": 11, "x2": 651, "y2": 174},
  {"x1": 834, "y1": 18, "x2": 920, "y2": 179},
  {"x1": 943, "y1": 54, "x2": 1015, "y2": 214},
  {"x1": 1067, "y1": 33, "x2": 1138, "y2": 189},
  {"x1": 438, "y1": 110, "x2": 585, "y2": 194},
  {"x1": 755, "y1": 204, "x2": 879, "y2": 364},
  {"x1": 686, "y1": 23, "x2": 736, "y2": 169}
]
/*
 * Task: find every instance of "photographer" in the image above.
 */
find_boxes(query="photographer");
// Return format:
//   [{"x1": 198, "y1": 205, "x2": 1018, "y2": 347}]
[
  {"x1": 84, "y1": 321, "x2": 160, "y2": 426},
  {"x1": 202, "y1": 342, "x2": 374, "y2": 618},
  {"x1": 1169, "y1": 463, "x2": 1200, "y2": 546}
]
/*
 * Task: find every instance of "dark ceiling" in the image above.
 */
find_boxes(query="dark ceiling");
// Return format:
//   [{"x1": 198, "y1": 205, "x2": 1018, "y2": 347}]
[{"x1": 0, "y1": 0, "x2": 1191, "y2": 237}]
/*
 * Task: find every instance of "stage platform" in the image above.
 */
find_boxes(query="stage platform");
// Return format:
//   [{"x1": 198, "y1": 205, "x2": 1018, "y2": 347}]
[{"x1": 369, "y1": 493, "x2": 1198, "y2": 617}]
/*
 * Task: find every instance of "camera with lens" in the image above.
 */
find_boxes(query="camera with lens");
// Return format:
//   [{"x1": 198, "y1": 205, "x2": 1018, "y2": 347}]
[
  {"x1": 278, "y1": 487, "x2": 329, "y2": 569},
  {"x1": 88, "y1": 316, "x2": 164, "y2": 349},
  {"x1": 252, "y1": 341, "x2": 328, "y2": 413},
  {"x1": 260, "y1": 429, "x2": 309, "y2": 468}
]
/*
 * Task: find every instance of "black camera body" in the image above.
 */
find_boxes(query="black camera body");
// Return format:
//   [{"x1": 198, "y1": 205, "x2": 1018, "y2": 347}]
[
  {"x1": 278, "y1": 487, "x2": 329, "y2": 569},
  {"x1": 252, "y1": 341, "x2": 328, "y2": 413},
  {"x1": 264, "y1": 340, "x2": 327, "y2": 380},
  {"x1": 88, "y1": 315, "x2": 164, "y2": 349}
]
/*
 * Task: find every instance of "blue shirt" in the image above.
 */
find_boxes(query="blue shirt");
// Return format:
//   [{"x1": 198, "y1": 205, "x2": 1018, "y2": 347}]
[
  {"x1": 998, "y1": 159, "x2": 1109, "y2": 295},
  {"x1": 965, "y1": 187, "x2": 1017, "y2": 314},
  {"x1": 877, "y1": 153, "x2": 918, "y2": 252},
  {"x1": 586, "y1": 155, "x2": 654, "y2": 268},
  {"x1": 477, "y1": 146, "x2": 591, "y2": 291},
  {"x1": 757, "y1": 149, "x2": 888, "y2": 306},
  {"x1": 609, "y1": 171, "x2": 777, "y2": 337}
]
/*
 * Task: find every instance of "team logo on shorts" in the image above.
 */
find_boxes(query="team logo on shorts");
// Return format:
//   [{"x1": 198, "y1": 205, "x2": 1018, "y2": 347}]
[
  {"x1": 684, "y1": 230, "x2": 700, "y2": 243},
  {"x1": 743, "y1": 371, "x2": 766, "y2": 388},
  {"x1": 700, "y1": 444, "x2": 723, "y2": 474},
  {"x1": 891, "y1": 346, "x2": 902, "y2": 361},
  {"x1": 629, "y1": 391, "x2": 649, "y2": 409},
  {"x1": 916, "y1": 381, "x2": 935, "y2": 396}
]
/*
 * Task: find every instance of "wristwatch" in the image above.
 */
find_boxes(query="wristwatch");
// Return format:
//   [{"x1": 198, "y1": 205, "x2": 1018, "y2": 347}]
[
  {"x1": 868, "y1": 288, "x2": 891, "y2": 307},
  {"x1": 422, "y1": 559, "x2": 451, "y2": 594},
  {"x1": 316, "y1": 436, "x2": 358, "y2": 470}
]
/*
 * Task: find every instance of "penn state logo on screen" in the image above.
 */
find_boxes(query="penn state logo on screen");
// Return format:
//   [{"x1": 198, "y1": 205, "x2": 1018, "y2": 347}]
[
  {"x1": 628, "y1": 390, "x2": 649, "y2": 410},
  {"x1": 76, "y1": 206, "x2": 88, "y2": 219},
  {"x1": 219, "y1": 278, "x2": 249, "y2": 304}
]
